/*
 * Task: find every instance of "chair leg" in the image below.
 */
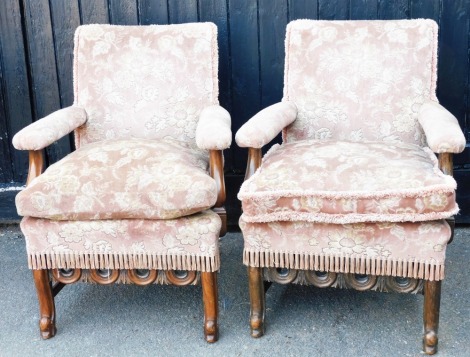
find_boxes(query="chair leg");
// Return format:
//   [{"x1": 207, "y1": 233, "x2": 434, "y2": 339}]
[
  {"x1": 248, "y1": 266, "x2": 265, "y2": 338},
  {"x1": 33, "y1": 269, "x2": 56, "y2": 339},
  {"x1": 423, "y1": 280, "x2": 441, "y2": 355},
  {"x1": 201, "y1": 271, "x2": 219, "y2": 343}
]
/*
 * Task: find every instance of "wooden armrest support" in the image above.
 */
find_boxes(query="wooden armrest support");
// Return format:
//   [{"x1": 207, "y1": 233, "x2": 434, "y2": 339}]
[
  {"x1": 245, "y1": 148, "x2": 262, "y2": 181},
  {"x1": 438, "y1": 153, "x2": 455, "y2": 243},
  {"x1": 209, "y1": 150, "x2": 226, "y2": 207},
  {"x1": 438, "y1": 153, "x2": 453, "y2": 176},
  {"x1": 26, "y1": 150, "x2": 45, "y2": 186}
]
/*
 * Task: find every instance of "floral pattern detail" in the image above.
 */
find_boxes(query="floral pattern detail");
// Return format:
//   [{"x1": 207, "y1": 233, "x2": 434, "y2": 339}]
[
  {"x1": 12, "y1": 107, "x2": 87, "y2": 151},
  {"x1": 240, "y1": 218, "x2": 451, "y2": 280},
  {"x1": 239, "y1": 140, "x2": 458, "y2": 223},
  {"x1": 73, "y1": 23, "x2": 218, "y2": 148},
  {"x1": 16, "y1": 138, "x2": 217, "y2": 220},
  {"x1": 22, "y1": 210, "x2": 221, "y2": 272},
  {"x1": 235, "y1": 102, "x2": 297, "y2": 148},
  {"x1": 418, "y1": 100, "x2": 466, "y2": 154},
  {"x1": 283, "y1": 20, "x2": 437, "y2": 146}
]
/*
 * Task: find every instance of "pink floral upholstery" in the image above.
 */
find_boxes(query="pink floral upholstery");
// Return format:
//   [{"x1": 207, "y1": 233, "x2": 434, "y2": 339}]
[
  {"x1": 73, "y1": 23, "x2": 219, "y2": 148},
  {"x1": 239, "y1": 140, "x2": 458, "y2": 223},
  {"x1": 236, "y1": 102, "x2": 297, "y2": 148},
  {"x1": 283, "y1": 19, "x2": 438, "y2": 145},
  {"x1": 22, "y1": 210, "x2": 221, "y2": 272},
  {"x1": 12, "y1": 107, "x2": 87, "y2": 151},
  {"x1": 240, "y1": 217, "x2": 451, "y2": 281},
  {"x1": 16, "y1": 138, "x2": 216, "y2": 220},
  {"x1": 419, "y1": 100, "x2": 466, "y2": 153},
  {"x1": 196, "y1": 105, "x2": 232, "y2": 150}
]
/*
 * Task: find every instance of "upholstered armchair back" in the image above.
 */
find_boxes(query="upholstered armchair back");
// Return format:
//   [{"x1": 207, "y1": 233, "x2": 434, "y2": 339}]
[
  {"x1": 73, "y1": 23, "x2": 219, "y2": 148},
  {"x1": 282, "y1": 19, "x2": 438, "y2": 145}
]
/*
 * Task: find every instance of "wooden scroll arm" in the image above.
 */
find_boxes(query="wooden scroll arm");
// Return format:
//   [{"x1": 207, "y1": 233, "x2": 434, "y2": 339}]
[
  {"x1": 438, "y1": 153, "x2": 455, "y2": 243},
  {"x1": 26, "y1": 150, "x2": 45, "y2": 186},
  {"x1": 245, "y1": 148, "x2": 262, "y2": 181},
  {"x1": 209, "y1": 150, "x2": 226, "y2": 207},
  {"x1": 438, "y1": 153, "x2": 453, "y2": 176}
]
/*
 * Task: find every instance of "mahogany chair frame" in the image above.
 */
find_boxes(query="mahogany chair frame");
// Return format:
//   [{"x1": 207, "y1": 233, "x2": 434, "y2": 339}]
[
  {"x1": 28, "y1": 148, "x2": 225, "y2": 343},
  {"x1": 244, "y1": 147, "x2": 454, "y2": 355}
]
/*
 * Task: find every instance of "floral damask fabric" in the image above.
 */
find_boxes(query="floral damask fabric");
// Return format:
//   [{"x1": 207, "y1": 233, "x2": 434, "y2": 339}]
[
  {"x1": 238, "y1": 140, "x2": 458, "y2": 223},
  {"x1": 16, "y1": 138, "x2": 217, "y2": 220},
  {"x1": 73, "y1": 23, "x2": 218, "y2": 148},
  {"x1": 236, "y1": 102, "x2": 298, "y2": 148},
  {"x1": 418, "y1": 100, "x2": 466, "y2": 153},
  {"x1": 240, "y1": 218, "x2": 450, "y2": 280},
  {"x1": 283, "y1": 19, "x2": 438, "y2": 146},
  {"x1": 196, "y1": 105, "x2": 232, "y2": 150},
  {"x1": 12, "y1": 106, "x2": 87, "y2": 151},
  {"x1": 22, "y1": 210, "x2": 221, "y2": 272}
]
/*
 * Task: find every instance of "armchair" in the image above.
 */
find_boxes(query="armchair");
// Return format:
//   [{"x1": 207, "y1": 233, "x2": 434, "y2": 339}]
[
  {"x1": 13, "y1": 23, "x2": 230, "y2": 343},
  {"x1": 237, "y1": 19, "x2": 465, "y2": 354}
]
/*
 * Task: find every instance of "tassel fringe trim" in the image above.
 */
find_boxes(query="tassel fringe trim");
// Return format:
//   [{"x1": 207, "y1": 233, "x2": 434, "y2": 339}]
[
  {"x1": 243, "y1": 249, "x2": 445, "y2": 281},
  {"x1": 28, "y1": 252, "x2": 220, "y2": 273}
]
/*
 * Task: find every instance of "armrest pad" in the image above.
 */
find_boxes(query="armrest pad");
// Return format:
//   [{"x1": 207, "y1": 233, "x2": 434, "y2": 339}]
[
  {"x1": 235, "y1": 101, "x2": 297, "y2": 148},
  {"x1": 419, "y1": 100, "x2": 466, "y2": 153},
  {"x1": 196, "y1": 105, "x2": 232, "y2": 150},
  {"x1": 13, "y1": 106, "x2": 87, "y2": 151}
]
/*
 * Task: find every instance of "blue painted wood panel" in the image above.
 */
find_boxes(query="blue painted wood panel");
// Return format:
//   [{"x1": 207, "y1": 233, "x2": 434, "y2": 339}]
[{"x1": 0, "y1": 0, "x2": 469, "y2": 223}]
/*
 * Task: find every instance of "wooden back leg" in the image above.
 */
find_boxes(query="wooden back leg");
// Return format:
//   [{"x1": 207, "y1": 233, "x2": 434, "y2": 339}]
[
  {"x1": 33, "y1": 269, "x2": 56, "y2": 339},
  {"x1": 248, "y1": 266, "x2": 265, "y2": 338},
  {"x1": 423, "y1": 280, "x2": 441, "y2": 355},
  {"x1": 201, "y1": 271, "x2": 219, "y2": 343}
]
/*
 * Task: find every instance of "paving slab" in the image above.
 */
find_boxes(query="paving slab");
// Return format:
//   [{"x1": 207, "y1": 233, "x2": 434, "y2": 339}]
[{"x1": 0, "y1": 225, "x2": 468, "y2": 356}]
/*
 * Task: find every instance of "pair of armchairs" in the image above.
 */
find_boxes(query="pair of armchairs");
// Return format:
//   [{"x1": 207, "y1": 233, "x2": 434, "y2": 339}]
[{"x1": 14, "y1": 20, "x2": 464, "y2": 354}]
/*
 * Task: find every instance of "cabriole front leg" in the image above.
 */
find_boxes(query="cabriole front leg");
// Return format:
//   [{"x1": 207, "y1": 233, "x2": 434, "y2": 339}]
[
  {"x1": 423, "y1": 280, "x2": 441, "y2": 355},
  {"x1": 33, "y1": 269, "x2": 56, "y2": 339},
  {"x1": 201, "y1": 271, "x2": 219, "y2": 343},
  {"x1": 248, "y1": 266, "x2": 265, "y2": 338}
]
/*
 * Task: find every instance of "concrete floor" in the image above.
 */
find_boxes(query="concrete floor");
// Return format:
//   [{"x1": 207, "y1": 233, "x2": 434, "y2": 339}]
[{"x1": 0, "y1": 224, "x2": 468, "y2": 357}]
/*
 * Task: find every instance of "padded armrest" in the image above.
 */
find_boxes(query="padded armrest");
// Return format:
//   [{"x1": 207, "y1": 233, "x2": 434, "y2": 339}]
[
  {"x1": 13, "y1": 106, "x2": 87, "y2": 151},
  {"x1": 418, "y1": 100, "x2": 466, "y2": 153},
  {"x1": 235, "y1": 101, "x2": 297, "y2": 148},
  {"x1": 196, "y1": 105, "x2": 232, "y2": 150}
]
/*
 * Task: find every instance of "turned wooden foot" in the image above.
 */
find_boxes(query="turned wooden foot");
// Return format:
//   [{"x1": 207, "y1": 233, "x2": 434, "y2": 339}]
[
  {"x1": 201, "y1": 271, "x2": 219, "y2": 343},
  {"x1": 33, "y1": 269, "x2": 56, "y2": 339},
  {"x1": 248, "y1": 266, "x2": 265, "y2": 338},
  {"x1": 423, "y1": 280, "x2": 441, "y2": 355}
]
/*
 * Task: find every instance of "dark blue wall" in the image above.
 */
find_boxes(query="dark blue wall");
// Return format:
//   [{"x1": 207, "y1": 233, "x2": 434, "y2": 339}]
[{"x1": 0, "y1": 0, "x2": 469, "y2": 223}]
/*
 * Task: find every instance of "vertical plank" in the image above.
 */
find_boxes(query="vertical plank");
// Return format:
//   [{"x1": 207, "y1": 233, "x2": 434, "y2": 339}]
[
  {"x1": 228, "y1": 0, "x2": 260, "y2": 172},
  {"x1": 50, "y1": 0, "x2": 81, "y2": 107},
  {"x1": 259, "y1": 0, "x2": 288, "y2": 108},
  {"x1": 438, "y1": 0, "x2": 469, "y2": 131},
  {"x1": 23, "y1": 0, "x2": 70, "y2": 164},
  {"x1": 138, "y1": 0, "x2": 169, "y2": 24},
  {"x1": 168, "y1": 0, "x2": 198, "y2": 24},
  {"x1": 198, "y1": 0, "x2": 231, "y2": 110},
  {"x1": 0, "y1": 60, "x2": 12, "y2": 182},
  {"x1": 350, "y1": 0, "x2": 378, "y2": 19},
  {"x1": 79, "y1": 0, "x2": 109, "y2": 24},
  {"x1": 378, "y1": 0, "x2": 410, "y2": 19},
  {"x1": 288, "y1": 0, "x2": 318, "y2": 21},
  {"x1": 0, "y1": 0, "x2": 33, "y2": 182},
  {"x1": 318, "y1": 0, "x2": 349, "y2": 20},
  {"x1": 108, "y1": 0, "x2": 139, "y2": 25},
  {"x1": 410, "y1": 0, "x2": 440, "y2": 22}
]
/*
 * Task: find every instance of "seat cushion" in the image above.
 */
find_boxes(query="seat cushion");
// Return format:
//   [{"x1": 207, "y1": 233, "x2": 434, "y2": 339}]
[
  {"x1": 238, "y1": 140, "x2": 458, "y2": 224},
  {"x1": 16, "y1": 138, "x2": 217, "y2": 220},
  {"x1": 21, "y1": 210, "x2": 221, "y2": 272},
  {"x1": 240, "y1": 217, "x2": 451, "y2": 281}
]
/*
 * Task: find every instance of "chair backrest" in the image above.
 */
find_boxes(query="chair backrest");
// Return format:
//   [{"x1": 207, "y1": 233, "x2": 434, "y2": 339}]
[
  {"x1": 282, "y1": 19, "x2": 438, "y2": 145},
  {"x1": 73, "y1": 23, "x2": 219, "y2": 148}
]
